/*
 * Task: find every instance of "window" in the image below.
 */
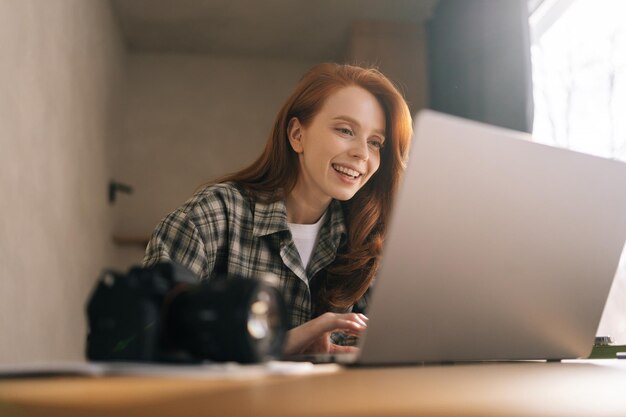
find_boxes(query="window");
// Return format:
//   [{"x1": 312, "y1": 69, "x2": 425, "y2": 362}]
[{"x1": 529, "y1": 0, "x2": 626, "y2": 343}]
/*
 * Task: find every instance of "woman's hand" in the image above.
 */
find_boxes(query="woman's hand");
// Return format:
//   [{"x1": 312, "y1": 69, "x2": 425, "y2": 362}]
[{"x1": 283, "y1": 312, "x2": 368, "y2": 356}]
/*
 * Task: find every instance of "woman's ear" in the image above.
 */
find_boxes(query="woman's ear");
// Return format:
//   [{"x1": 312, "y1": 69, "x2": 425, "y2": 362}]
[{"x1": 287, "y1": 117, "x2": 304, "y2": 154}]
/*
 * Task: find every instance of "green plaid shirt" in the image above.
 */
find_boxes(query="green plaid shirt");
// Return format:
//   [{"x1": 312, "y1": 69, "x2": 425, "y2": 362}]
[{"x1": 143, "y1": 182, "x2": 348, "y2": 329}]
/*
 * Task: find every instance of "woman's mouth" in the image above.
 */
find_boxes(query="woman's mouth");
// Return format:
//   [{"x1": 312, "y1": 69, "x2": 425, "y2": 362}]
[{"x1": 332, "y1": 163, "x2": 362, "y2": 179}]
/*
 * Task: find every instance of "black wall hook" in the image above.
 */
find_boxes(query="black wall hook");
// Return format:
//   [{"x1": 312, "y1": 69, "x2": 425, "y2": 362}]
[{"x1": 108, "y1": 180, "x2": 133, "y2": 204}]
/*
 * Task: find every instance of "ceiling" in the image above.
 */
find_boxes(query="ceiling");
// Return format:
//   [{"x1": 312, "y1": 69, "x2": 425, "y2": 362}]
[{"x1": 111, "y1": 0, "x2": 438, "y2": 61}]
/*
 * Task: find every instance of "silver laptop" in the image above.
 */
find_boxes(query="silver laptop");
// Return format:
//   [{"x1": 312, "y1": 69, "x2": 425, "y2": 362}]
[{"x1": 316, "y1": 110, "x2": 626, "y2": 365}]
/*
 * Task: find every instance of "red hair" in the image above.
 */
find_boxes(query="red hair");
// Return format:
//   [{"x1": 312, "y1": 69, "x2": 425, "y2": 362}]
[{"x1": 219, "y1": 63, "x2": 413, "y2": 309}]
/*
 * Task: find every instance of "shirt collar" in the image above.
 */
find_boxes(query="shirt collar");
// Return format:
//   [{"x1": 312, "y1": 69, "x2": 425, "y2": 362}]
[
  {"x1": 325, "y1": 199, "x2": 347, "y2": 249},
  {"x1": 252, "y1": 197, "x2": 290, "y2": 237},
  {"x1": 252, "y1": 197, "x2": 347, "y2": 243}
]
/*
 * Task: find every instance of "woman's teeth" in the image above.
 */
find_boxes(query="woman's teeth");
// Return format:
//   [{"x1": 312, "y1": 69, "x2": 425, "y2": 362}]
[{"x1": 333, "y1": 164, "x2": 361, "y2": 179}]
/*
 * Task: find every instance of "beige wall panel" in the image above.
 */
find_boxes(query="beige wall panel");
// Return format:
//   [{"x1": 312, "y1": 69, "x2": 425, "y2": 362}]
[
  {"x1": 0, "y1": 0, "x2": 125, "y2": 364},
  {"x1": 347, "y1": 21, "x2": 430, "y2": 115}
]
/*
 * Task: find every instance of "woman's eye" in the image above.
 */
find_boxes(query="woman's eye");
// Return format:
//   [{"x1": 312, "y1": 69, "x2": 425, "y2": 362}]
[
  {"x1": 369, "y1": 140, "x2": 384, "y2": 150},
  {"x1": 336, "y1": 127, "x2": 354, "y2": 136}
]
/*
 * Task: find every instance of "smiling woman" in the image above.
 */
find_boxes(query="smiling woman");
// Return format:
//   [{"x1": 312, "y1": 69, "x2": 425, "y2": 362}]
[
  {"x1": 285, "y1": 85, "x2": 386, "y2": 217},
  {"x1": 142, "y1": 63, "x2": 413, "y2": 356}
]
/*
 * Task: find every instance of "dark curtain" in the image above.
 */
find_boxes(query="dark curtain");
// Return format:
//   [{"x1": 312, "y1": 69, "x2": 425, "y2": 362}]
[{"x1": 427, "y1": 0, "x2": 534, "y2": 133}]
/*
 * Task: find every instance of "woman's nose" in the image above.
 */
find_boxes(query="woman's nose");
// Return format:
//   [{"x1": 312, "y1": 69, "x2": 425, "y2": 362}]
[{"x1": 350, "y1": 138, "x2": 369, "y2": 161}]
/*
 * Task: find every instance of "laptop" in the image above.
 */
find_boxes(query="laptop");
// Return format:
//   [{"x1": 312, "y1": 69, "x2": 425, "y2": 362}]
[{"x1": 305, "y1": 110, "x2": 626, "y2": 365}]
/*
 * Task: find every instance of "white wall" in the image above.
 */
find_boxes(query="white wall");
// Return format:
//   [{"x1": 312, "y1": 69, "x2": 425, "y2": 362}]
[
  {"x1": 0, "y1": 0, "x2": 125, "y2": 364},
  {"x1": 111, "y1": 55, "x2": 317, "y2": 268}
]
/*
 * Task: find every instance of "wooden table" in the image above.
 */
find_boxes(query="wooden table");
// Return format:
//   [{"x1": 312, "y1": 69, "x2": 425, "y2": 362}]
[{"x1": 2, "y1": 360, "x2": 626, "y2": 417}]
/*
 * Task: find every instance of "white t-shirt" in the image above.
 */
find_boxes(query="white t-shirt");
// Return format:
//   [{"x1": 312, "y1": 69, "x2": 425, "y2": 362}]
[{"x1": 287, "y1": 212, "x2": 327, "y2": 269}]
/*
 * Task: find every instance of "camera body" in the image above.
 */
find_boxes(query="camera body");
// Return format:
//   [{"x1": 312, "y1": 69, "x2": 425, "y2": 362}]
[{"x1": 86, "y1": 262, "x2": 287, "y2": 363}]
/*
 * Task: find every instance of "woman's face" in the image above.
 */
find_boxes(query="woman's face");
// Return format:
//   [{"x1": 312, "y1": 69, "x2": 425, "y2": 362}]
[{"x1": 289, "y1": 85, "x2": 386, "y2": 203}]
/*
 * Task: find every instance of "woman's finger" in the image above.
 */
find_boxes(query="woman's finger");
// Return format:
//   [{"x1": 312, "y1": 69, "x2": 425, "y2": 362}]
[
  {"x1": 319, "y1": 312, "x2": 368, "y2": 330},
  {"x1": 334, "y1": 318, "x2": 367, "y2": 335},
  {"x1": 329, "y1": 344, "x2": 360, "y2": 354},
  {"x1": 351, "y1": 313, "x2": 368, "y2": 327},
  {"x1": 318, "y1": 316, "x2": 365, "y2": 334}
]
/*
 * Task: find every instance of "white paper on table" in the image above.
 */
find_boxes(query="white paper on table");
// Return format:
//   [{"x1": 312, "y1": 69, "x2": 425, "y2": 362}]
[{"x1": 0, "y1": 360, "x2": 341, "y2": 379}]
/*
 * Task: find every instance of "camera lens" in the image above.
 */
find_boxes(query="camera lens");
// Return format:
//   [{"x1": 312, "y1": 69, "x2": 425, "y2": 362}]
[
  {"x1": 166, "y1": 276, "x2": 288, "y2": 363},
  {"x1": 248, "y1": 290, "x2": 271, "y2": 339}
]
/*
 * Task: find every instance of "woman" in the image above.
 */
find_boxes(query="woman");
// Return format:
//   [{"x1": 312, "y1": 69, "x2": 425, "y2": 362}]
[{"x1": 143, "y1": 63, "x2": 412, "y2": 356}]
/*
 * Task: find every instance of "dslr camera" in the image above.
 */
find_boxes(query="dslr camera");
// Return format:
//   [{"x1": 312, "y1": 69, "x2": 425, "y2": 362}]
[{"x1": 86, "y1": 262, "x2": 288, "y2": 363}]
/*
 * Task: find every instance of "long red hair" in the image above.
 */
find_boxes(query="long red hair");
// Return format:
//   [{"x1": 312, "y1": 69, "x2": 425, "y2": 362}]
[{"x1": 219, "y1": 63, "x2": 413, "y2": 309}]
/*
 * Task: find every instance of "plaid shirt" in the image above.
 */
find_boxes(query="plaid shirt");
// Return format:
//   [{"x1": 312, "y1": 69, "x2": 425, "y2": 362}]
[{"x1": 143, "y1": 182, "x2": 349, "y2": 329}]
